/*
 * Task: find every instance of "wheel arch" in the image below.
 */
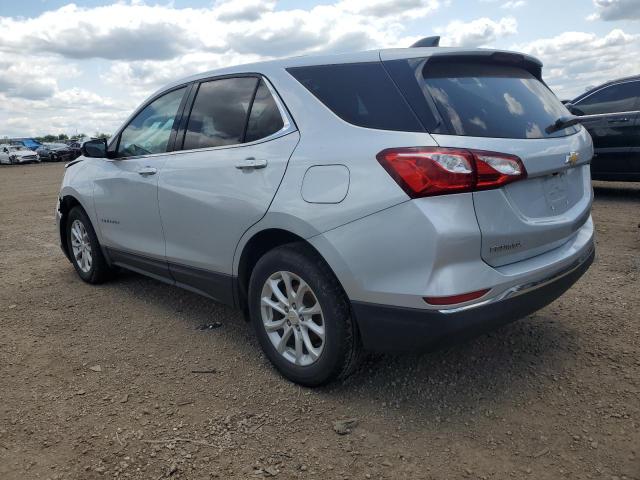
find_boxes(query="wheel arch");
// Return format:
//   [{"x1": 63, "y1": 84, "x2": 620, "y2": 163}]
[
  {"x1": 58, "y1": 192, "x2": 92, "y2": 261},
  {"x1": 234, "y1": 224, "x2": 348, "y2": 315}
]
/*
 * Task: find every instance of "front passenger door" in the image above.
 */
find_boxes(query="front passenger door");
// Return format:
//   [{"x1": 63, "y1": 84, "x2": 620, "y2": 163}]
[
  {"x1": 93, "y1": 86, "x2": 188, "y2": 277},
  {"x1": 572, "y1": 81, "x2": 640, "y2": 180}
]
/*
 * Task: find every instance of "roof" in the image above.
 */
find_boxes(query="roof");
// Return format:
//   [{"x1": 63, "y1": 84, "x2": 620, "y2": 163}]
[
  {"x1": 155, "y1": 46, "x2": 542, "y2": 98},
  {"x1": 573, "y1": 74, "x2": 640, "y2": 102}
]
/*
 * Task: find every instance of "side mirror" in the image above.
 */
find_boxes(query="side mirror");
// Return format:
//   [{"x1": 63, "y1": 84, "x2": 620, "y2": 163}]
[
  {"x1": 82, "y1": 138, "x2": 108, "y2": 158},
  {"x1": 564, "y1": 102, "x2": 584, "y2": 116}
]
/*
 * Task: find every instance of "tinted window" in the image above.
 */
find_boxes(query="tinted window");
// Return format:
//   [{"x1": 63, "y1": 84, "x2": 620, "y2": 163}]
[
  {"x1": 245, "y1": 80, "x2": 284, "y2": 142},
  {"x1": 287, "y1": 63, "x2": 424, "y2": 132},
  {"x1": 574, "y1": 81, "x2": 639, "y2": 115},
  {"x1": 184, "y1": 77, "x2": 257, "y2": 150},
  {"x1": 419, "y1": 62, "x2": 578, "y2": 139},
  {"x1": 118, "y1": 87, "x2": 186, "y2": 158}
]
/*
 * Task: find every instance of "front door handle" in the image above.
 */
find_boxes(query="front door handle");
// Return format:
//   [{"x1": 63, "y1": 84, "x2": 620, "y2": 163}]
[
  {"x1": 137, "y1": 166, "x2": 157, "y2": 176},
  {"x1": 235, "y1": 157, "x2": 267, "y2": 170},
  {"x1": 607, "y1": 117, "x2": 630, "y2": 123}
]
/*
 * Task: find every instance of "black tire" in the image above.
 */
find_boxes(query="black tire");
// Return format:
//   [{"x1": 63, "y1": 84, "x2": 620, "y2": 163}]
[
  {"x1": 66, "y1": 206, "x2": 114, "y2": 284},
  {"x1": 248, "y1": 243, "x2": 362, "y2": 387}
]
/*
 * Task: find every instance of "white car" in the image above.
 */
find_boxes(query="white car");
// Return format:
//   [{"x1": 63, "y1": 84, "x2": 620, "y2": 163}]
[{"x1": 0, "y1": 144, "x2": 40, "y2": 164}]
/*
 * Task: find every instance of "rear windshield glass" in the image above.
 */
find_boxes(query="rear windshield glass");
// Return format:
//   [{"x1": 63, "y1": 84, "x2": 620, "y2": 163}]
[
  {"x1": 287, "y1": 63, "x2": 424, "y2": 132},
  {"x1": 420, "y1": 61, "x2": 578, "y2": 139}
]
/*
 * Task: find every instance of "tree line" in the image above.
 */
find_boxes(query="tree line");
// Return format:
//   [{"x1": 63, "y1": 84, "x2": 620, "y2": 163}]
[
  {"x1": 0, "y1": 133, "x2": 112, "y2": 143},
  {"x1": 32, "y1": 133, "x2": 111, "y2": 143}
]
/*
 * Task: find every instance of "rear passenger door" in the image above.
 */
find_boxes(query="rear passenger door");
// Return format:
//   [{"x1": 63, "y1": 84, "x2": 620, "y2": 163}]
[
  {"x1": 572, "y1": 81, "x2": 640, "y2": 179},
  {"x1": 157, "y1": 75, "x2": 299, "y2": 304}
]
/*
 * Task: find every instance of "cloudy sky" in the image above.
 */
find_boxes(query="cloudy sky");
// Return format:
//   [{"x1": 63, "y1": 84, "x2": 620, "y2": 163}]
[{"x1": 0, "y1": 0, "x2": 639, "y2": 138}]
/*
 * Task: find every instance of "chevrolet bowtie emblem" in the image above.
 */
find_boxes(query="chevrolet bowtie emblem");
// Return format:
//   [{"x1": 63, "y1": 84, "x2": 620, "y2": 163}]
[{"x1": 565, "y1": 151, "x2": 579, "y2": 166}]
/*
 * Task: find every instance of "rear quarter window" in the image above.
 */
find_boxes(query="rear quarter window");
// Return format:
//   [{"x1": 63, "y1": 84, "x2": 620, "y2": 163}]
[{"x1": 287, "y1": 62, "x2": 424, "y2": 132}]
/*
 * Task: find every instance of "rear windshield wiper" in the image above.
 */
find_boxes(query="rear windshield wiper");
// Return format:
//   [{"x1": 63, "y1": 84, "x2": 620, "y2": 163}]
[{"x1": 546, "y1": 110, "x2": 640, "y2": 134}]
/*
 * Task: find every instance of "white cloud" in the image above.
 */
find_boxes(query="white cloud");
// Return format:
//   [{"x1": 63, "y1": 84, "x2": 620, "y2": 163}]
[
  {"x1": 437, "y1": 17, "x2": 518, "y2": 47},
  {"x1": 502, "y1": 1, "x2": 526, "y2": 8},
  {"x1": 214, "y1": 0, "x2": 277, "y2": 22},
  {"x1": 512, "y1": 28, "x2": 640, "y2": 98},
  {"x1": 0, "y1": 0, "x2": 635, "y2": 138},
  {"x1": 0, "y1": 0, "x2": 440, "y2": 62},
  {"x1": 0, "y1": 53, "x2": 81, "y2": 100},
  {"x1": 588, "y1": 0, "x2": 640, "y2": 21},
  {"x1": 0, "y1": 0, "x2": 446, "y2": 137}
]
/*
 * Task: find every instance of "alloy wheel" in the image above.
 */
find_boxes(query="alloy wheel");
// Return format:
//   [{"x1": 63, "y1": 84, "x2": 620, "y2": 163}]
[
  {"x1": 260, "y1": 271, "x2": 325, "y2": 366},
  {"x1": 70, "y1": 219, "x2": 92, "y2": 273}
]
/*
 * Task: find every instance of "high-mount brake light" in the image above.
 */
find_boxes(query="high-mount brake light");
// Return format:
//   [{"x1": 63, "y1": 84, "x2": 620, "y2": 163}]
[{"x1": 376, "y1": 147, "x2": 526, "y2": 198}]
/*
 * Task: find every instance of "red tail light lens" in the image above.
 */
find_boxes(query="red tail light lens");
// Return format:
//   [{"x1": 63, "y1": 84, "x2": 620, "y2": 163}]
[
  {"x1": 376, "y1": 147, "x2": 526, "y2": 198},
  {"x1": 424, "y1": 288, "x2": 490, "y2": 306}
]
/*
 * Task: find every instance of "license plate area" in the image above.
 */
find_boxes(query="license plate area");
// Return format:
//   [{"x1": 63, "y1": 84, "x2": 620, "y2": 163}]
[{"x1": 543, "y1": 171, "x2": 569, "y2": 213}]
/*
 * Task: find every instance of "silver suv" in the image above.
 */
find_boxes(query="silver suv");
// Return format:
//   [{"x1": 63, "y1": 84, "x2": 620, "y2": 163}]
[{"x1": 56, "y1": 46, "x2": 595, "y2": 386}]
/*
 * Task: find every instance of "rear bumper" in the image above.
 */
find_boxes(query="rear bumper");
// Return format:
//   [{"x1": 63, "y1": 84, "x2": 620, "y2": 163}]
[{"x1": 351, "y1": 243, "x2": 594, "y2": 353}]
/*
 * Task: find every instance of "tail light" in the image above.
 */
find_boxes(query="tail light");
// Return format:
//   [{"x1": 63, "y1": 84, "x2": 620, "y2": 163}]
[{"x1": 376, "y1": 147, "x2": 526, "y2": 198}]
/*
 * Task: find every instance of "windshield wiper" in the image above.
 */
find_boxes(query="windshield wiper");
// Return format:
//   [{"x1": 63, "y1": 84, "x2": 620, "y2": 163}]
[{"x1": 546, "y1": 110, "x2": 640, "y2": 134}]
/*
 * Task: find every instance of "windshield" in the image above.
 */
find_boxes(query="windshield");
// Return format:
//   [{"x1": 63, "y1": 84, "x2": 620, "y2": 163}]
[{"x1": 420, "y1": 62, "x2": 579, "y2": 139}]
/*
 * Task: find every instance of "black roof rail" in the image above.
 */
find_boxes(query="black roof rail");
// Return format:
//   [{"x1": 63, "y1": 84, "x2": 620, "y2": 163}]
[{"x1": 410, "y1": 36, "x2": 440, "y2": 48}]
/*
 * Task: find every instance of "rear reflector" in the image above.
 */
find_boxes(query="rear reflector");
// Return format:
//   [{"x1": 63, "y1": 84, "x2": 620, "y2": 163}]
[
  {"x1": 424, "y1": 288, "x2": 490, "y2": 306},
  {"x1": 377, "y1": 147, "x2": 526, "y2": 198}
]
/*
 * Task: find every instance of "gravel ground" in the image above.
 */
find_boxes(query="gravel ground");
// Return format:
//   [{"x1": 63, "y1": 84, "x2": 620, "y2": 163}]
[{"x1": 0, "y1": 162, "x2": 638, "y2": 480}]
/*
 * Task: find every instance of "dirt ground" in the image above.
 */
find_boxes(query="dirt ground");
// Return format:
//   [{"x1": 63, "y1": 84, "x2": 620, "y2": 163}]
[{"x1": 0, "y1": 162, "x2": 638, "y2": 480}]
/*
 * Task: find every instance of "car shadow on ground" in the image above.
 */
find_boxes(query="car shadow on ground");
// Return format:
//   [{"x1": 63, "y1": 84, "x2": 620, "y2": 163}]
[
  {"x1": 108, "y1": 268, "x2": 577, "y2": 425},
  {"x1": 593, "y1": 181, "x2": 640, "y2": 202}
]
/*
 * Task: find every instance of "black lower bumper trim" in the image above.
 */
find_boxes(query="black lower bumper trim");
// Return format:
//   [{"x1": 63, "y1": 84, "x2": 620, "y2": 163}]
[{"x1": 351, "y1": 249, "x2": 594, "y2": 353}]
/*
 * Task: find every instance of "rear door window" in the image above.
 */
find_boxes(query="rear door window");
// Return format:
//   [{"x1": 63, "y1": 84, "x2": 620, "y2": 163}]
[
  {"x1": 183, "y1": 77, "x2": 258, "y2": 150},
  {"x1": 287, "y1": 63, "x2": 424, "y2": 132},
  {"x1": 417, "y1": 61, "x2": 578, "y2": 138},
  {"x1": 245, "y1": 80, "x2": 285, "y2": 143},
  {"x1": 573, "y1": 81, "x2": 639, "y2": 115}
]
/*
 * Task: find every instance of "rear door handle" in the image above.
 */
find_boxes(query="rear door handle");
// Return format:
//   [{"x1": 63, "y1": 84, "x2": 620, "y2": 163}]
[
  {"x1": 235, "y1": 157, "x2": 267, "y2": 170},
  {"x1": 137, "y1": 166, "x2": 157, "y2": 176},
  {"x1": 607, "y1": 117, "x2": 630, "y2": 123}
]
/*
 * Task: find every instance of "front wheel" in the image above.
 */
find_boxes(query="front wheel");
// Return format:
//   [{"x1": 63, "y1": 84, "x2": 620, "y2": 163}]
[
  {"x1": 66, "y1": 206, "x2": 114, "y2": 284},
  {"x1": 248, "y1": 243, "x2": 361, "y2": 386}
]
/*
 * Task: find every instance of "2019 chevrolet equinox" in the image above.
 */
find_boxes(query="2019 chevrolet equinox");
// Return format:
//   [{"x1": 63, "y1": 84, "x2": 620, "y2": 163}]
[{"x1": 56, "y1": 46, "x2": 595, "y2": 386}]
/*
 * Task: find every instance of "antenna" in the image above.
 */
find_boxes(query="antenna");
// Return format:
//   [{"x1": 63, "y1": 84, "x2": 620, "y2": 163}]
[{"x1": 410, "y1": 36, "x2": 440, "y2": 48}]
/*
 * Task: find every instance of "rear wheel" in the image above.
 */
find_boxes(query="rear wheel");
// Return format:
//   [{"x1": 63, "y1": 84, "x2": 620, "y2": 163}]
[
  {"x1": 66, "y1": 206, "x2": 114, "y2": 284},
  {"x1": 248, "y1": 243, "x2": 361, "y2": 386}
]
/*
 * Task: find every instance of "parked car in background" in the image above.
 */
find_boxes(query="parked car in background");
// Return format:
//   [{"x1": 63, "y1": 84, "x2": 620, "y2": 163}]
[
  {"x1": 0, "y1": 144, "x2": 40, "y2": 164},
  {"x1": 10, "y1": 138, "x2": 42, "y2": 151},
  {"x1": 37, "y1": 143, "x2": 73, "y2": 162},
  {"x1": 36, "y1": 144, "x2": 55, "y2": 161},
  {"x1": 56, "y1": 45, "x2": 595, "y2": 386},
  {"x1": 65, "y1": 141, "x2": 82, "y2": 160},
  {"x1": 565, "y1": 75, "x2": 640, "y2": 181},
  {"x1": 43, "y1": 143, "x2": 75, "y2": 162}
]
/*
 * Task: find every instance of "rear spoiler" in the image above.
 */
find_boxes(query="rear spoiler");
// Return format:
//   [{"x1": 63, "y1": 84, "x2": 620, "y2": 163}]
[{"x1": 424, "y1": 50, "x2": 543, "y2": 80}]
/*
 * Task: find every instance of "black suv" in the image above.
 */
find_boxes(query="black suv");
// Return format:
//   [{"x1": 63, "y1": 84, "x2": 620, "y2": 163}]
[{"x1": 566, "y1": 76, "x2": 640, "y2": 181}]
